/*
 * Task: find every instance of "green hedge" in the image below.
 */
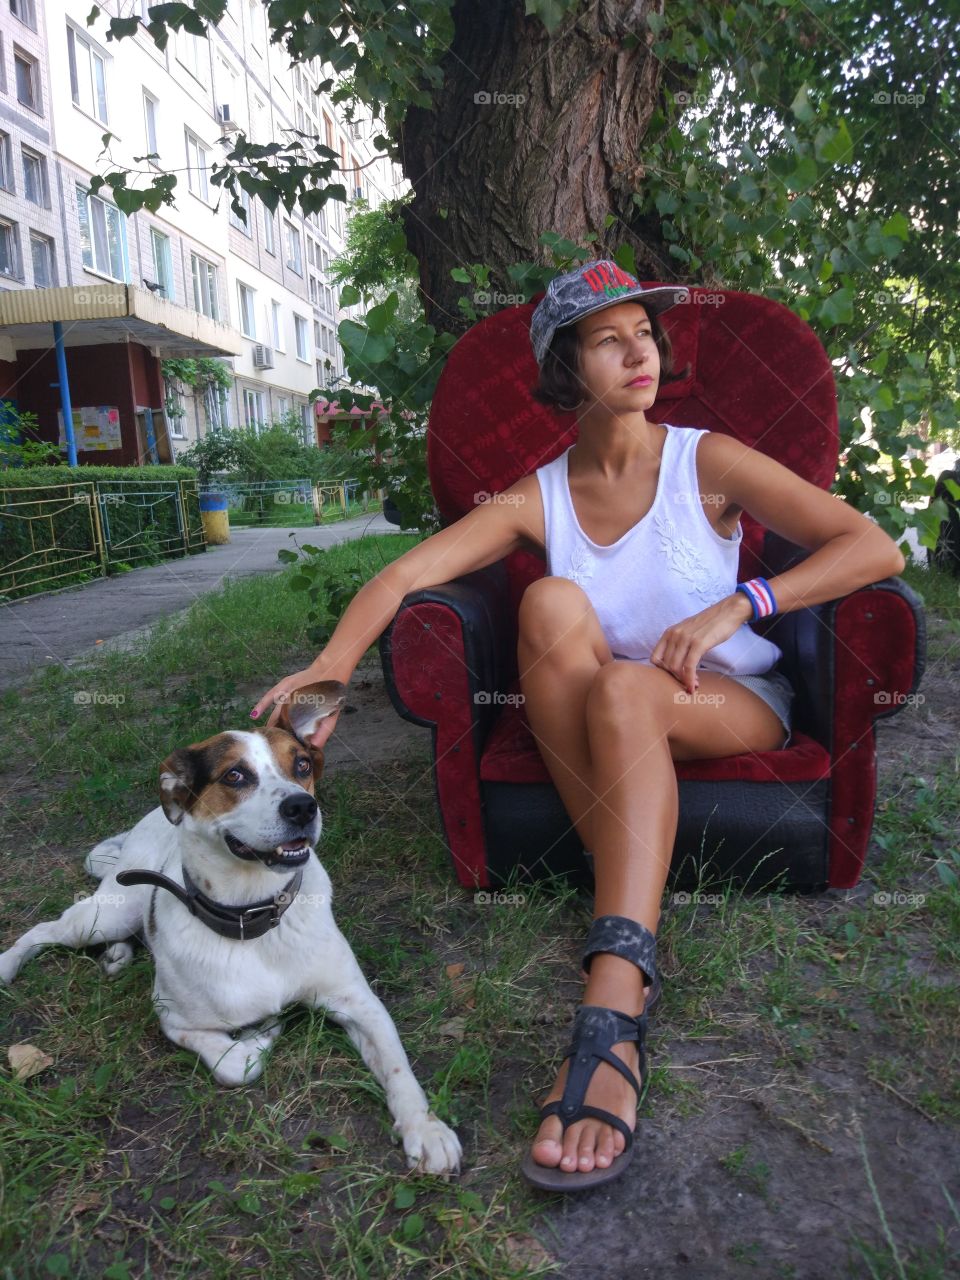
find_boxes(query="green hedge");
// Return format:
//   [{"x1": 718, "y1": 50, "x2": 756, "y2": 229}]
[{"x1": 1, "y1": 463, "x2": 198, "y2": 488}]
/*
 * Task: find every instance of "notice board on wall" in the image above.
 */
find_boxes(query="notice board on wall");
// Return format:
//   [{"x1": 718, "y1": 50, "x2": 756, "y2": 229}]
[{"x1": 57, "y1": 405, "x2": 122, "y2": 451}]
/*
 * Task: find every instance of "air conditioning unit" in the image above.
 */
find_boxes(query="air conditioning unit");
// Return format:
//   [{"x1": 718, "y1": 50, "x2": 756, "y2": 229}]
[
  {"x1": 252, "y1": 344, "x2": 275, "y2": 369},
  {"x1": 218, "y1": 103, "x2": 240, "y2": 131}
]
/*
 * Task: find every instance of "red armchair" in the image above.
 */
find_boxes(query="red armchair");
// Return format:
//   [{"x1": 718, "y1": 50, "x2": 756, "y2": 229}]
[{"x1": 378, "y1": 288, "x2": 926, "y2": 893}]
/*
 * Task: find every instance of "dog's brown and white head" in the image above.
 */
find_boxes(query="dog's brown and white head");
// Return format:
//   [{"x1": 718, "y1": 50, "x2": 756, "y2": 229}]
[{"x1": 158, "y1": 680, "x2": 346, "y2": 872}]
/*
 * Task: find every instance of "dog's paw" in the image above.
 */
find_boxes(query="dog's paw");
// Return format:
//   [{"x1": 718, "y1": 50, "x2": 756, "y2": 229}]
[
  {"x1": 0, "y1": 951, "x2": 18, "y2": 986},
  {"x1": 398, "y1": 1112, "x2": 462, "y2": 1177},
  {"x1": 100, "y1": 941, "x2": 134, "y2": 976},
  {"x1": 211, "y1": 1034, "x2": 274, "y2": 1087}
]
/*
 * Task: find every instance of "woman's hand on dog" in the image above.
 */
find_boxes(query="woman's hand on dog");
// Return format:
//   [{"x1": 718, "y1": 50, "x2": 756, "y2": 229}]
[{"x1": 250, "y1": 666, "x2": 343, "y2": 749}]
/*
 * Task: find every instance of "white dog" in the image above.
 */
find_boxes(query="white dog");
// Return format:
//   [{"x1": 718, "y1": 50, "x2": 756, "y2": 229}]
[{"x1": 0, "y1": 682, "x2": 461, "y2": 1177}]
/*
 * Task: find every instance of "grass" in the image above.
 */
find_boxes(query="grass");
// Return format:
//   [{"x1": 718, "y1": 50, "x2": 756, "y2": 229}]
[{"x1": 1, "y1": 543, "x2": 959, "y2": 1277}]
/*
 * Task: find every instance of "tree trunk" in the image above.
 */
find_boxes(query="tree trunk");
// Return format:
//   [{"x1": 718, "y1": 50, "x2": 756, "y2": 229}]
[{"x1": 398, "y1": 0, "x2": 690, "y2": 334}]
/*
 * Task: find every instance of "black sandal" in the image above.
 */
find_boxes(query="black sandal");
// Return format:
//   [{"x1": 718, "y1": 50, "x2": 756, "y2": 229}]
[{"x1": 521, "y1": 914, "x2": 659, "y2": 1192}]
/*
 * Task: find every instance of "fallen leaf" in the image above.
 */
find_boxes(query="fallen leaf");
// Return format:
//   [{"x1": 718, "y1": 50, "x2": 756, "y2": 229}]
[
  {"x1": 437, "y1": 1017, "x2": 467, "y2": 1041},
  {"x1": 445, "y1": 962, "x2": 465, "y2": 980},
  {"x1": 503, "y1": 1234, "x2": 554, "y2": 1267},
  {"x1": 8, "y1": 1043, "x2": 53, "y2": 1080}
]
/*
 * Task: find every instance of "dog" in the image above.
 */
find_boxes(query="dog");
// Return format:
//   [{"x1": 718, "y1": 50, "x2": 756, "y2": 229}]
[{"x1": 0, "y1": 681, "x2": 462, "y2": 1177}]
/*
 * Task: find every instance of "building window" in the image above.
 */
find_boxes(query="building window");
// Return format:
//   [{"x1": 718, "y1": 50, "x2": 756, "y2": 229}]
[
  {"x1": 0, "y1": 132, "x2": 12, "y2": 192},
  {"x1": 271, "y1": 300, "x2": 283, "y2": 351},
  {"x1": 204, "y1": 380, "x2": 228, "y2": 431},
  {"x1": 294, "y1": 314, "x2": 309, "y2": 361},
  {"x1": 76, "y1": 184, "x2": 127, "y2": 280},
  {"x1": 30, "y1": 232, "x2": 55, "y2": 287},
  {"x1": 164, "y1": 379, "x2": 187, "y2": 438},
  {"x1": 313, "y1": 319, "x2": 321, "y2": 347},
  {"x1": 318, "y1": 203, "x2": 327, "y2": 237},
  {"x1": 0, "y1": 218, "x2": 21, "y2": 279},
  {"x1": 262, "y1": 201, "x2": 275, "y2": 254},
  {"x1": 14, "y1": 46, "x2": 40, "y2": 113},
  {"x1": 66, "y1": 27, "x2": 107, "y2": 123},
  {"x1": 284, "y1": 220, "x2": 302, "y2": 274},
  {"x1": 177, "y1": 30, "x2": 207, "y2": 85},
  {"x1": 10, "y1": 0, "x2": 36, "y2": 28},
  {"x1": 185, "y1": 130, "x2": 210, "y2": 202},
  {"x1": 276, "y1": 395, "x2": 289, "y2": 419},
  {"x1": 299, "y1": 403, "x2": 313, "y2": 444},
  {"x1": 190, "y1": 252, "x2": 220, "y2": 320},
  {"x1": 229, "y1": 187, "x2": 251, "y2": 235},
  {"x1": 21, "y1": 146, "x2": 48, "y2": 207},
  {"x1": 242, "y1": 387, "x2": 265, "y2": 432},
  {"x1": 309, "y1": 274, "x2": 319, "y2": 304},
  {"x1": 150, "y1": 227, "x2": 173, "y2": 298},
  {"x1": 143, "y1": 91, "x2": 159, "y2": 161},
  {"x1": 238, "y1": 282, "x2": 256, "y2": 338}
]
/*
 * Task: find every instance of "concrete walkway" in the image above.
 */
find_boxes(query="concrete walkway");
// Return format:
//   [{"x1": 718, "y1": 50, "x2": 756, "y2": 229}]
[{"x1": 0, "y1": 513, "x2": 403, "y2": 692}]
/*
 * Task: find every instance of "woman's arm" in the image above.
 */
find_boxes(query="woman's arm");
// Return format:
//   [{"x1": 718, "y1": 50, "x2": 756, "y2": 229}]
[
  {"x1": 251, "y1": 474, "x2": 541, "y2": 729},
  {"x1": 649, "y1": 434, "x2": 907, "y2": 693}
]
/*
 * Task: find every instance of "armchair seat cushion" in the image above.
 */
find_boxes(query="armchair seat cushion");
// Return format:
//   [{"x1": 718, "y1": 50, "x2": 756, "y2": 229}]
[{"x1": 479, "y1": 677, "x2": 832, "y2": 786}]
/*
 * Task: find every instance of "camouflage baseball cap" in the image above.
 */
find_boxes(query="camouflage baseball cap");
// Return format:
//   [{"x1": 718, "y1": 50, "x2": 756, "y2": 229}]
[{"x1": 529, "y1": 259, "x2": 689, "y2": 367}]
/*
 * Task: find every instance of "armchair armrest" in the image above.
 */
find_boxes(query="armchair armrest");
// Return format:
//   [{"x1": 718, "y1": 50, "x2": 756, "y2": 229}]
[
  {"x1": 378, "y1": 559, "x2": 516, "y2": 753},
  {"x1": 757, "y1": 531, "x2": 927, "y2": 749}
]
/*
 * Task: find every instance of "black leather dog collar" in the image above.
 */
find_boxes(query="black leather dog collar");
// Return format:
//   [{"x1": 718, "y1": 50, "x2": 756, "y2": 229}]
[{"x1": 115, "y1": 864, "x2": 304, "y2": 941}]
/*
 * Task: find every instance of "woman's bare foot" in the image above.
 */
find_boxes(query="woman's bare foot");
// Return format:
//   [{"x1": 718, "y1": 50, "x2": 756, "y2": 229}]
[{"x1": 529, "y1": 980, "x2": 649, "y2": 1174}]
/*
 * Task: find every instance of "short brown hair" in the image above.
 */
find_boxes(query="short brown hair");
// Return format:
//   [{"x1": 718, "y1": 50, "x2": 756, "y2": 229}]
[{"x1": 531, "y1": 308, "x2": 691, "y2": 413}]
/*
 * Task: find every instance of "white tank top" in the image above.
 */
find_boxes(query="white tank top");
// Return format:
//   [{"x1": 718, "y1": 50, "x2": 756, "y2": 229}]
[{"x1": 534, "y1": 423, "x2": 782, "y2": 675}]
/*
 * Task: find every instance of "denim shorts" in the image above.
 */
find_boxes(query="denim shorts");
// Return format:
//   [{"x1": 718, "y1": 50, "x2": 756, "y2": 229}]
[{"x1": 723, "y1": 667, "x2": 795, "y2": 748}]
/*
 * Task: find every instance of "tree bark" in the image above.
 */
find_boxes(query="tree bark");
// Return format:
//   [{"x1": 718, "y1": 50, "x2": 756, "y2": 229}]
[{"x1": 398, "y1": 0, "x2": 691, "y2": 333}]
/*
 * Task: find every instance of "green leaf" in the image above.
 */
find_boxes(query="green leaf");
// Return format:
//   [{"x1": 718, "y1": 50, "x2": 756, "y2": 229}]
[
  {"x1": 339, "y1": 284, "x2": 362, "y2": 307},
  {"x1": 818, "y1": 288, "x2": 854, "y2": 326},
  {"x1": 790, "y1": 83, "x2": 815, "y2": 123},
  {"x1": 816, "y1": 119, "x2": 853, "y2": 165},
  {"x1": 450, "y1": 267, "x2": 472, "y2": 283},
  {"x1": 394, "y1": 1184, "x2": 416, "y2": 1208},
  {"x1": 881, "y1": 211, "x2": 910, "y2": 241},
  {"x1": 783, "y1": 154, "x2": 817, "y2": 193}
]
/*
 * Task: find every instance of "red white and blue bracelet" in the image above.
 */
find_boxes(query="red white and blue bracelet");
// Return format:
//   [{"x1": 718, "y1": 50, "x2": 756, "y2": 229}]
[{"x1": 735, "y1": 576, "x2": 778, "y2": 621}]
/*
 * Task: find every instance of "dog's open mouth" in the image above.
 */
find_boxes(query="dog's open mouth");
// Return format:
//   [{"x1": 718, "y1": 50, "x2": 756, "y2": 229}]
[{"x1": 224, "y1": 832, "x2": 312, "y2": 866}]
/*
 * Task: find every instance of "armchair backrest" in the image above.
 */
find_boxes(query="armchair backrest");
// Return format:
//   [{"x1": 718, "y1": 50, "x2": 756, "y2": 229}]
[{"x1": 426, "y1": 286, "x2": 839, "y2": 616}]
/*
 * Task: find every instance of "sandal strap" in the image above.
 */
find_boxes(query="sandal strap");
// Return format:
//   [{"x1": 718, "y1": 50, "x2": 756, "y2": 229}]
[
  {"x1": 555, "y1": 1005, "x2": 649, "y2": 1133},
  {"x1": 537, "y1": 1098, "x2": 635, "y2": 1149},
  {"x1": 582, "y1": 914, "x2": 658, "y2": 993}
]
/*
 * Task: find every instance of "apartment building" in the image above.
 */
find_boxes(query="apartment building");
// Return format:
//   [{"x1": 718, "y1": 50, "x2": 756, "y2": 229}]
[{"x1": 0, "y1": 0, "x2": 405, "y2": 463}]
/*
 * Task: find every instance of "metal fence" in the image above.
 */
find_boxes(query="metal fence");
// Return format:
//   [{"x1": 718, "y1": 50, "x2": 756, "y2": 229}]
[{"x1": 0, "y1": 476, "x2": 204, "y2": 601}]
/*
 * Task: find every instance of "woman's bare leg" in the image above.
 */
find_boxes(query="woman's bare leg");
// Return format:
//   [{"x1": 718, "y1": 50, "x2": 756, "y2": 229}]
[
  {"x1": 516, "y1": 577, "x2": 615, "y2": 857},
  {"x1": 518, "y1": 589, "x2": 788, "y2": 1175}
]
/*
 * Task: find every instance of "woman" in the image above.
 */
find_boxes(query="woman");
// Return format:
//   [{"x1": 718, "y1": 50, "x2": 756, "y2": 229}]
[{"x1": 250, "y1": 259, "x2": 906, "y2": 1192}]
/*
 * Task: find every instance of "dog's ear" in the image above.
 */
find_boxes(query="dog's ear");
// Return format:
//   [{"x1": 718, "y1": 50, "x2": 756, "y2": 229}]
[
  {"x1": 278, "y1": 679, "x2": 348, "y2": 745},
  {"x1": 159, "y1": 747, "x2": 204, "y2": 826}
]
